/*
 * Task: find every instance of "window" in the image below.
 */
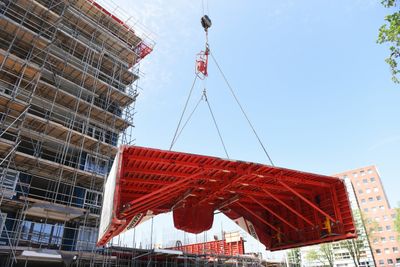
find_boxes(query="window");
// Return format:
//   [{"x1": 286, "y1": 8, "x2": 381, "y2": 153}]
[
  {"x1": 76, "y1": 226, "x2": 98, "y2": 250},
  {"x1": 397, "y1": 258, "x2": 400, "y2": 263},
  {"x1": 366, "y1": 188, "x2": 371, "y2": 193},
  {"x1": 364, "y1": 208, "x2": 369, "y2": 212},
  {"x1": 20, "y1": 221, "x2": 63, "y2": 247},
  {"x1": 363, "y1": 178, "x2": 368, "y2": 183},
  {"x1": 353, "y1": 172, "x2": 358, "y2": 177},
  {"x1": 360, "y1": 170, "x2": 365, "y2": 176},
  {"x1": 84, "y1": 154, "x2": 108, "y2": 175},
  {"x1": 377, "y1": 195, "x2": 382, "y2": 201},
  {"x1": 368, "y1": 197, "x2": 374, "y2": 202},
  {"x1": 382, "y1": 237, "x2": 387, "y2": 242},
  {"x1": 393, "y1": 247, "x2": 399, "y2": 253},
  {"x1": 361, "y1": 199, "x2": 366, "y2": 204},
  {"x1": 375, "y1": 217, "x2": 380, "y2": 222},
  {"x1": 84, "y1": 190, "x2": 103, "y2": 207},
  {"x1": 373, "y1": 238, "x2": 378, "y2": 244},
  {"x1": 384, "y1": 215, "x2": 389, "y2": 221},
  {"x1": 386, "y1": 225, "x2": 392, "y2": 231},
  {"x1": 358, "y1": 189, "x2": 363, "y2": 194},
  {"x1": 374, "y1": 187, "x2": 379, "y2": 192},
  {"x1": 388, "y1": 259, "x2": 394, "y2": 264},
  {"x1": 368, "y1": 169, "x2": 372, "y2": 174},
  {"x1": 0, "y1": 168, "x2": 19, "y2": 198},
  {"x1": 390, "y1": 236, "x2": 395, "y2": 241},
  {"x1": 376, "y1": 249, "x2": 382, "y2": 254},
  {"x1": 385, "y1": 248, "x2": 390, "y2": 254},
  {"x1": 378, "y1": 227, "x2": 383, "y2": 232},
  {"x1": 0, "y1": 213, "x2": 6, "y2": 236},
  {"x1": 372, "y1": 206, "x2": 377, "y2": 212},
  {"x1": 343, "y1": 175, "x2": 348, "y2": 179},
  {"x1": 378, "y1": 259, "x2": 384, "y2": 265},
  {"x1": 370, "y1": 177, "x2": 375, "y2": 182},
  {"x1": 380, "y1": 205, "x2": 385, "y2": 210}
]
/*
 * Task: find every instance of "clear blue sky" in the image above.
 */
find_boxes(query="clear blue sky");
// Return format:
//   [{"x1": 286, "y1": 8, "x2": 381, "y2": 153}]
[{"x1": 108, "y1": 0, "x2": 400, "y2": 254}]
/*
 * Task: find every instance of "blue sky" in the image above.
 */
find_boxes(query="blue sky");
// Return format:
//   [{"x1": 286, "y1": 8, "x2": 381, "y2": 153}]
[{"x1": 107, "y1": 0, "x2": 400, "y2": 255}]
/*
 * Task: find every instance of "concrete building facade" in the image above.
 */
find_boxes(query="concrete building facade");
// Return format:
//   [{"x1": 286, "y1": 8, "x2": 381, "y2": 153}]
[{"x1": 336, "y1": 166, "x2": 400, "y2": 266}]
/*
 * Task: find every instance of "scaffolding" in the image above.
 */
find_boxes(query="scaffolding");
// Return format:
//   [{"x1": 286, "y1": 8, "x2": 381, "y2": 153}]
[{"x1": 0, "y1": 0, "x2": 155, "y2": 266}]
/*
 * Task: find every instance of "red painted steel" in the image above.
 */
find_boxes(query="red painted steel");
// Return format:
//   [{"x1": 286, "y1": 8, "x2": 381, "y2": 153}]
[
  {"x1": 97, "y1": 146, "x2": 356, "y2": 250},
  {"x1": 169, "y1": 239, "x2": 245, "y2": 256}
]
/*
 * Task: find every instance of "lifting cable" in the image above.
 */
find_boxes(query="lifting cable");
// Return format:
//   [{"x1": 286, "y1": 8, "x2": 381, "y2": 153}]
[
  {"x1": 170, "y1": 8, "x2": 273, "y2": 165},
  {"x1": 169, "y1": 75, "x2": 198, "y2": 150},
  {"x1": 210, "y1": 52, "x2": 275, "y2": 166},
  {"x1": 203, "y1": 89, "x2": 229, "y2": 159}
]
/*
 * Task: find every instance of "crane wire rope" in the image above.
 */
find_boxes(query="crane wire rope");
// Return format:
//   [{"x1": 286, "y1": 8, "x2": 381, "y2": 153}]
[
  {"x1": 210, "y1": 52, "x2": 275, "y2": 166},
  {"x1": 169, "y1": 75, "x2": 198, "y2": 150},
  {"x1": 170, "y1": 94, "x2": 203, "y2": 149},
  {"x1": 203, "y1": 89, "x2": 230, "y2": 159}
]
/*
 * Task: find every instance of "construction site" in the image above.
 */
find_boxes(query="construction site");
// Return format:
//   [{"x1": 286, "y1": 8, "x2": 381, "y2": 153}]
[
  {"x1": 0, "y1": 0, "x2": 365, "y2": 267},
  {"x1": 0, "y1": 0, "x2": 270, "y2": 266}
]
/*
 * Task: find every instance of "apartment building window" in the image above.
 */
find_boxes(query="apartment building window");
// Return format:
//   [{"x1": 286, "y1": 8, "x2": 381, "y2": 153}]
[
  {"x1": 84, "y1": 190, "x2": 103, "y2": 207},
  {"x1": 375, "y1": 217, "x2": 380, "y2": 222},
  {"x1": 360, "y1": 170, "x2": 365, "y2": 176},
  {"x1": 384, "y1": 215, "x2": 389, "y2": 221},
  {"x1": 377, "y1": 195, "x2": 382, "y2": 201},
  {"x1": 368, "y1": 197, "x2": 374, "y2": 202},
  {"x1": 84, "y1": 154, "x2": 108, "y2": 175},
  {"x1": 393, "y1": 247, "x2": 399, "y2": 253},
  {"x1": 361, "y1": 199, "x2": 366, "y2": 204},
  {"x1": 0, "y1": 213, "x2": 6, "y2": 236},
  {"x1": 385, "y1": 248, "x2": 390, "y2": 254},
  {"x1": 373, "y1": 238, "x2": 378, "y2": 244},
  {"x1": 390, "y1": 236, "x2": 395, "y2": 241},
  {"x1": 380, "y1": 205, "x2": 385, "y2": 210},
  {"x1": 378, "y1": 227, "x2": 383, "y2": 232},
  {"x1": 374, "y1": 187, "x2": 379, "y2": 192},
  {"x1": 366, "y1": 188, "x2": 371, "y2": 193},
  {"x1": 76, "y1": 226, "x2": 98, "y2": 251},
  {"x1": 353, "y1": 172, "x2": 358, "y2": 177},
  {"x1": 378, "y1": 259, "x2": 384, "y2": 265},
  {"x1": 363, "y1": 178, "x2": 368, "y2": 184},
  {"x1": 382, "y1": 237, "x2": 387, "y2": 243},
  {"x1": 364, "y1": 208, "x2": 369, "y2": 212},
  {"x1": 376, "y1": 249, "x2": 382, "y2": 254},
  {"x1": 20, "y1": 221, "x2": 64, "y2": 247},
  {"x1": 0, "y1": 168, "x2": 19, "y2": 197},
  {"x1": 368, "y1": 169, "x2": 372, "y2": 174},
  {"x1": 397, "y1": 258, "x2": 400, "y2": 263},
  {"x1": 370, "y1": 177, "x2": 375, "y2": 182},
  {"x1": 372, "y1": 207, "x2": 377, "y2": 212},
  {"x1": 388, "y1": 259, "x2": 394, "y2": 264},
  {"x1": 386, "y1": 225, "x2": 391, "y2": 231},
  {"x1": 358, "y1": 189, "x2": 363, "y2": 194}
]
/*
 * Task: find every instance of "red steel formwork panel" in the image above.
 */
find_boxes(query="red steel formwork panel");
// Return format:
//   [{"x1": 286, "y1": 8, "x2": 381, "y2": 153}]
[
  {"x1": 168, "y1": 239, "x2": 245, "y2": 256},
  {"x1": 97, "y1": 146, "x2": 356, "y2": 250}
]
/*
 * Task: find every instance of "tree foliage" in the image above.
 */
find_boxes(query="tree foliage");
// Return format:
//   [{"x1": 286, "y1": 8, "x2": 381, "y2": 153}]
[
  {"x1": 395, "y1": 206, "x2": 400, "y2": 240},
  {"x1": 306, "y1": 244, "x2": 334, "y2": 267},
  {"x1": 377, "y1": 0, "x2": 400, "y2": 83}
]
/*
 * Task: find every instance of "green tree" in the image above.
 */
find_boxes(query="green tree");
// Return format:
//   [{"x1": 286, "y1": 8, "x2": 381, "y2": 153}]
[
  {"x1": 305, "y1": 243, "x2": 334, "y2": 267},
  {"x1": 377, "y1": 0, "x2": 400, "y2": 83},
  {"x1": 395, "y1": 206, "x2": 400, "y2": 239},
  {"x1": 287, "y1": 248, "x2": 301, "y2": 267}
]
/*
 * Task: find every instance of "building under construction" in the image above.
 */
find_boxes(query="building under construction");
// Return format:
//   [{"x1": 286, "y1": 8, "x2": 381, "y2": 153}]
[{"x1": 0, "y1": 0, "x2": 156, "y2": 265}]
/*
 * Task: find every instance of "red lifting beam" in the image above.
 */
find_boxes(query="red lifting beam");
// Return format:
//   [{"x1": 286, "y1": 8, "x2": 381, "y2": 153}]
[{"x1": 97, "y1": 146, "x2": 356, "y2": 251}]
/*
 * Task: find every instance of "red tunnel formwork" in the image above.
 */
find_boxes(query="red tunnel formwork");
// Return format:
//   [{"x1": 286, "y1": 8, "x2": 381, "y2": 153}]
[
  {"x1": 97, "y1": 146, "x2": 357, "y2": 250},
  {"x1": 168, "y1": 238, "x2": 245, "y2": 256}
]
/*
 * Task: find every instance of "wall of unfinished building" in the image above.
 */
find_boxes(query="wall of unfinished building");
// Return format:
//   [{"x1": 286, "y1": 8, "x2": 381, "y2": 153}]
[{"x1": 0, "y1": 0, "x2": 153, "y2": 266}]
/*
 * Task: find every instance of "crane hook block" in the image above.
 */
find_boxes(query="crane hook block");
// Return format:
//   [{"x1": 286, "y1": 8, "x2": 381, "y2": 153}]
[{"x1": 201, "y1": 15, "x2": 212, "y2": 31}]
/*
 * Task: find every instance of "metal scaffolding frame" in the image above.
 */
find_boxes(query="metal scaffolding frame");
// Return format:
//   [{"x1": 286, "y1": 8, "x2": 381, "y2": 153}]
[{"x1": 0, "y1": 0, "x2": 154, "y2": 266}]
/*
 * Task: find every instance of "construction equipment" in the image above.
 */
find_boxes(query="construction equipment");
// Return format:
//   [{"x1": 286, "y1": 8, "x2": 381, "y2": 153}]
[{"x1": 97, "y1": 146, "x2": 356, "y2": 251}]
